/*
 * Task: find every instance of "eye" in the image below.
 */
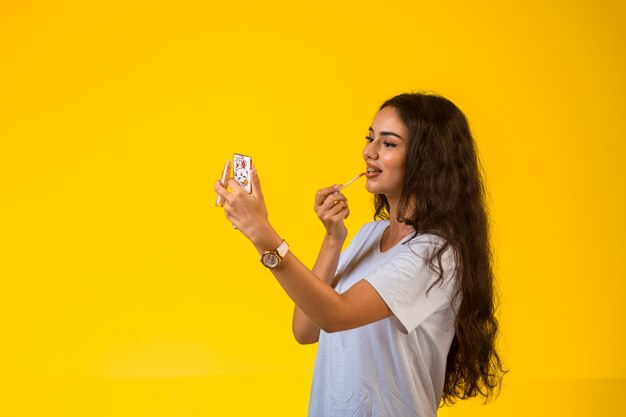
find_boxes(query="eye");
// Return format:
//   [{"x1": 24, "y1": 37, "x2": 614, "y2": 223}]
[
  {"x1": 383, "y1": 141, "x2": 397, "y2": 148},
  {"x1": 364, "y1": 136, "x2": 374, "y2": 143}
]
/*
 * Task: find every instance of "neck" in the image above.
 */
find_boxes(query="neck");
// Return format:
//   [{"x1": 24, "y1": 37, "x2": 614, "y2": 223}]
[{"x1": 387, "y1": 196, "x2": 414, "y2": 238}]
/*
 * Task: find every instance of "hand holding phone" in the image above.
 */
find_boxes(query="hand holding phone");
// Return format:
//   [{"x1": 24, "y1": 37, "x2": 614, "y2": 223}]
[{"x1": 215, "y1": 153, "x2": 252, "y2": 208}]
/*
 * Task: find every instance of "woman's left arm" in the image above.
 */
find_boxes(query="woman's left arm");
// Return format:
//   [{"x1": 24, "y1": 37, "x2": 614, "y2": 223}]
[{"x1": 213, "y1": 168, "x2": 391, "y2": 333}]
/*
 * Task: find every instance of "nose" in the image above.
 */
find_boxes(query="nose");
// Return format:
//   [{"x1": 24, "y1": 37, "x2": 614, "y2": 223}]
[{"x1": 363, "y1": 140, "x2": 377, "y2": 161}]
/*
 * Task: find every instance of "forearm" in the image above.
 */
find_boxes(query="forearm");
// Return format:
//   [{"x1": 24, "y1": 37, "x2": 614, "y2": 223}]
[
  {"x1": 292, "y1": 234, "x2": 345, "y2": 343},
  {"x1": 277, "y1": 253, "x2": 346, "y2": 333},
  {"x1": 312, "y1": 234, "x2": 344, "y2": 285},
  {"x1": 251, "y1": 225, "x2": 347, "y2": 334}
]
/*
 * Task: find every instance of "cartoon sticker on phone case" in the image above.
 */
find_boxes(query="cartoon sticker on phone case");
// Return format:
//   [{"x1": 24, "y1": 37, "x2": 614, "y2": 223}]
[{"x1": 233, "y1": 153, "x2": 252, "y2": 193}]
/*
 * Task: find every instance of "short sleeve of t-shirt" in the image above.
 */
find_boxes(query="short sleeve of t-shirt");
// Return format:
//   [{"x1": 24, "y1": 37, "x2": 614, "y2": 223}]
[{"x1": 364, "y1": 237, "x2": 457, "y2": 335}]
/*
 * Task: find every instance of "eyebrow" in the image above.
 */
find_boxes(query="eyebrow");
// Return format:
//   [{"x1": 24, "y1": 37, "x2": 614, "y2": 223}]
[{"x1": 368, "y1": 127, "x2": 404, "y2": 140}]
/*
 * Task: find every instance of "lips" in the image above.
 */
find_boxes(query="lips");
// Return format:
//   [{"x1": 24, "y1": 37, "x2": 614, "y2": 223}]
[
  {"x1": 365, "y1": 164, "x2": 382, "y2": 178},
  {"x1": 366, "y1": 163, "x2": 382, "y2": 173}
]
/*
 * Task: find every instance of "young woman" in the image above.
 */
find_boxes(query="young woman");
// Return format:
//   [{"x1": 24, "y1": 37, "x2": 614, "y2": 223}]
[{"x1": 214, "y1": 92, "x2": 505, "y2": 416}]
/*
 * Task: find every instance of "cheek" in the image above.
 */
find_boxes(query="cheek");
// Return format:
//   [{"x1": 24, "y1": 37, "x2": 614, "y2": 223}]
[{"x1": 393, "y1": 157, "x2": 406, "y2": 179}]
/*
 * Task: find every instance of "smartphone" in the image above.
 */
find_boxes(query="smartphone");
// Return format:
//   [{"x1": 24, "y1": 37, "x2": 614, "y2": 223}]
[{"x1": 233, "y1": 153, "x2": 252, "y2": 193}]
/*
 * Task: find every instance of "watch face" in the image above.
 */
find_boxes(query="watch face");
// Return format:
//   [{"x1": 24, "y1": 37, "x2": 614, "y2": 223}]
[{"x1": 262, "y1": 253, "x2": 280, "y2": 268}]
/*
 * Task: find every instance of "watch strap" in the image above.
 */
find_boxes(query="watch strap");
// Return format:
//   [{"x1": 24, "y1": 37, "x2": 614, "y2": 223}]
[{"x1": 276, "y1": 240, "x2": 289, "y2": 258}]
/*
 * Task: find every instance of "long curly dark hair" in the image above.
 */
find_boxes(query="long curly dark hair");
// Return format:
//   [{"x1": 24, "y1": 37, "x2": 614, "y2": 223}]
[{"x1": 374, "y1": 92, "x2": 507, "y2": 404}]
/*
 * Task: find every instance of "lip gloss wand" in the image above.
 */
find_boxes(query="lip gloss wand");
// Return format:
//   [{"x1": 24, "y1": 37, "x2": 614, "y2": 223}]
[{"x1": 338, "y1": 172, "x2": 366, "y2": 192}]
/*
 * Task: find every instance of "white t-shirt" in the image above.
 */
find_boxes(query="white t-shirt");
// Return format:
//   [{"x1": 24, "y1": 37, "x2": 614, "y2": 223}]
[{"x1": 308, "y1": 220, "x2": 459, "y2": 417}]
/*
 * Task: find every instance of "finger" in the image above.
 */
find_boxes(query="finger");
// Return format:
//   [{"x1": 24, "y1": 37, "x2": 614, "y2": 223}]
[
  {"x1": 325, "y1": 200, "x2": 347, "y2": 218},
  {"x1": 227, "y1": 177, "x2": 245, "y2": 195},
  {"x1": 316, "y1": 193, "x2": 344, "y2": 217},
  {"x1": 214, "y1": 180, "x2": 231, "y2": 202},
  {"x1": 317, "y1": 197, "x2": 347, "y2": 219},
  {"x1": 315, "y1": 185, "x2": 342, "y2": 207},
  {"x1": 320, "y1": 192, "x2": 347, "y2": 212},
  {"x1": 218, "y1": 160, "x2": 231, "y2": 184},
  {"x1": 315, "y1": 188, "x2": 334, "y2": 207},
  {"x1": 331, "y1": 206, "x2": 350, "y2": 222},
  {"x1": 250, "y1": 167, "x2": 264, "y2": 200}
]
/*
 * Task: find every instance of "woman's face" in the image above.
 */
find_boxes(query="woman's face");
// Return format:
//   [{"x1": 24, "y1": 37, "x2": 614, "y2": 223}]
[{"x1": 362, "y1": 106, "x2": 408, "y2": 201}]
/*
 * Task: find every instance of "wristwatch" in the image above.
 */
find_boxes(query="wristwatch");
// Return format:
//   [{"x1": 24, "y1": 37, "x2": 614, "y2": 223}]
[{"x1": 260, "y1": 240, "x2": 289, "y2": 269}]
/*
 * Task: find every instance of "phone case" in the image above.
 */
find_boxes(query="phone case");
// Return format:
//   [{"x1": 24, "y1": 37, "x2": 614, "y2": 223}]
[{"x1": 233, "y1": 153, "x2": 252, "y2": 193}]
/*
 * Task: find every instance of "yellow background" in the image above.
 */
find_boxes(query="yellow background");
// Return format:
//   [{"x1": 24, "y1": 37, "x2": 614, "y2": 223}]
[{"x1": 1, "y1": 0, "x2": 625, "y2": 415}]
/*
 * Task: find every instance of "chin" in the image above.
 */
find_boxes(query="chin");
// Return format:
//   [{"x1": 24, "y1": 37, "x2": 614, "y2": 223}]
[
  {"x1": 366, "y1": 185, "x2": 386, "y2": 195},
  {"x1": 365, "y1": 183, "x2": 378, "y2": 194}
]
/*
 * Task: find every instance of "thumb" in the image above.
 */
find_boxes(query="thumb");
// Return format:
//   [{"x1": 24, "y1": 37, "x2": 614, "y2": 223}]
[{"x1": 250, "y1": 166, "x2": 264, "y2": 200}]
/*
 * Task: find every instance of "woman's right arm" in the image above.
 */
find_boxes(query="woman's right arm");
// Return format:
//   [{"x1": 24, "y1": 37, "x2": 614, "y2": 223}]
[{"x1": 292, "y1": 186, "x2": 349, "y2": 344}]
